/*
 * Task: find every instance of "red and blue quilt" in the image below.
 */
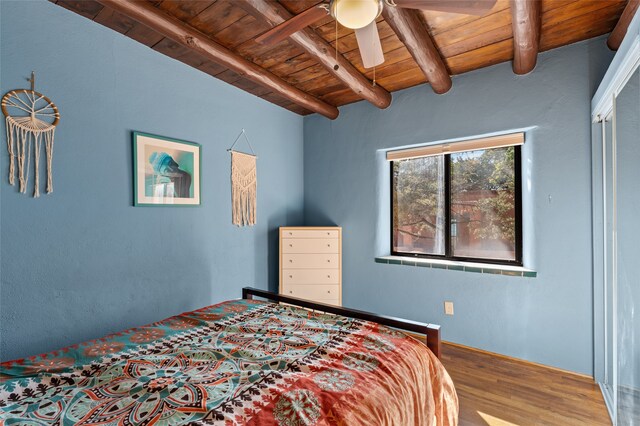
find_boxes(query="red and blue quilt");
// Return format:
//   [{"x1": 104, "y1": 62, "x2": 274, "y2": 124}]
[{"x1": 0, "y1": 299, "x2": 457, "y2": 425}]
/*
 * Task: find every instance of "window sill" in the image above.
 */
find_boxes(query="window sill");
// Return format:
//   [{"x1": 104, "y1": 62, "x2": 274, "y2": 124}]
[{"x1": 374, "y1": 256, "x2": 536, "y2": 277}]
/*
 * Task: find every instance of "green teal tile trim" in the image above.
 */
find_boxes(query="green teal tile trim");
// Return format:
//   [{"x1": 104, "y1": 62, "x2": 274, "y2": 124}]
[{"x1": 374, "y1": 257, "x2": 537, "y2": 277}]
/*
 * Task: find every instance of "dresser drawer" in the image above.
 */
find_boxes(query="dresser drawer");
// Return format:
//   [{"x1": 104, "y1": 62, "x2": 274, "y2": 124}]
[
  {"x1": 281, "y1": 299, "x2": 341, "y2": 310},
  {"x1": 282, "y1": 254, "x2": 339, "y2": 269},
  {"x1": 282, "y1": 238, "x2": 339, "y2": 254},
  {"x1": 282, "y1": 284, "x2": 340, "y2": 301},
  {"x1": 282, "y1": 229, "x2": 340, "y2": 239},
  {"x1": 282, "y1": 269, "x2": 339, "y2": 285}
]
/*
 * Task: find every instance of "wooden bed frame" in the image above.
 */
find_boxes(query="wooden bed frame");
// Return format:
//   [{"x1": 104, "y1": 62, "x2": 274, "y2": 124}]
[{"x1": 242, "y1": 287, "x2": 441, "y2": 358}]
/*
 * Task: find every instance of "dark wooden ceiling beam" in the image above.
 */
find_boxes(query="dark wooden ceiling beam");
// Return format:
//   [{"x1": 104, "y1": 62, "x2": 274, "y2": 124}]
[
  {"x1": 510, "y1": 0, "x2": 541, "y2": 75},
  {"x1": 382, "y1": 7, "x2": 452, "y2": 94},
  {"x1": 608, "y1": 0, "x2": 640, "y2": 50},
  {"x1": 237, "y1": 0, "x2": 392, "y2": 109},
  {"x1": 94, "y1": 0, "x2": 339, "y2": 119}
]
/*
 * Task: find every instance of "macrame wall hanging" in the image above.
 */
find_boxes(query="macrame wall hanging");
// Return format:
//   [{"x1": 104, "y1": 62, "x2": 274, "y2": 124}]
[
  {"x1": 228, "y1": 129, "x2": 257, "y2": 226},
  {"x1": 1, "y1": 72, "x2": 60, "y2": 197}
]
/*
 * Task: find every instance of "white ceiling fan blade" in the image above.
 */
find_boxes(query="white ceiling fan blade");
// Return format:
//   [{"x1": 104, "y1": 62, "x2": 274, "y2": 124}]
[
  {"x1": 391, "y1": 0, "x2": 497, "y2": 15},
  {"x1": 355, "y1": 22, "x2": 384, "y2": 69}
]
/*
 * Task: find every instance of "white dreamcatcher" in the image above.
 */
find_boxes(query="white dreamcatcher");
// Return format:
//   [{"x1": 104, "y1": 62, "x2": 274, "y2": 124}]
[{"x1": 1, "y1": 72, "x2": 60, "y2": 197}]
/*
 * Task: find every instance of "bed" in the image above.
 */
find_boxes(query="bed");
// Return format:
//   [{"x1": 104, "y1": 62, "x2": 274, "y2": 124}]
[{"x1": 0, "y1": 288, "x2": 458, "y2": 425}]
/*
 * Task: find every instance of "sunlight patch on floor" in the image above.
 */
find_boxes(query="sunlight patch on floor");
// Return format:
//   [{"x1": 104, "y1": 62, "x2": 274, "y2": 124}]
[{"x1": 478, "y1": 411, "x2": 521, "y2": 426}]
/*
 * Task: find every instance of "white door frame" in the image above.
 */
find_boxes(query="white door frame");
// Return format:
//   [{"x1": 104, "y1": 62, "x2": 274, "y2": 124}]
[{"x1": 591, "y1": 11, "x2": 640, "y2": 424}]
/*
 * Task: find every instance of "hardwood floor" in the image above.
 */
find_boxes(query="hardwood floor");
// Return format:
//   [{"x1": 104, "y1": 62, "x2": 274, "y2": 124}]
[{"x1": 440, "y1": 342, "x2": 611, "y2": 425}]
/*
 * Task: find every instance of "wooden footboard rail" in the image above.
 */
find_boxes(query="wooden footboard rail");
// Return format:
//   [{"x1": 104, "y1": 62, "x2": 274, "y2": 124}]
[{"x1": 242, "y1": 287, "x2": 441, "y2": 358}]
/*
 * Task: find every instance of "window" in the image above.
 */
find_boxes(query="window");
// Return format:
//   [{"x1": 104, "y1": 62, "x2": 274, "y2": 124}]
[{"x1": 390, "y1": 134, "x2": 523, "y2": 265}]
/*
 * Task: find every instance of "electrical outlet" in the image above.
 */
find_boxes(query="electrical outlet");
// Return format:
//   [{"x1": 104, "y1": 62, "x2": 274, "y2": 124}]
[{"x1": 444, "y1": 301, "x2": 454, "y2": 316}]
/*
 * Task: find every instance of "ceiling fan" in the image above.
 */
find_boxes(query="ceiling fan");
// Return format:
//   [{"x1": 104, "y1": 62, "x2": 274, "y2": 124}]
[{"x1": 255, "y1": 0, "x2": 498, "y2": 69}]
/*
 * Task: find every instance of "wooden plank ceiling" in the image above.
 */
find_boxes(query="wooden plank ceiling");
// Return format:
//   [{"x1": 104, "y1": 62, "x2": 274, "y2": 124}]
[{"x1": 52, "y1": 0, "x2": 628, "y2": 118}]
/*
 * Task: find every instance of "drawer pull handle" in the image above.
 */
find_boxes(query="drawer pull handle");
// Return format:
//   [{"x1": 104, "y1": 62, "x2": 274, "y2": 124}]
[
  {"x1": 327, "y1": 260, "x2": 330, "y2": 263},
  {"x1": 327, "y1": 275, "x2": 330, "y2": 278},
  {"x1": 327, "y1": 244, "x2": 330, "y2": 247},
  {"x1": 289, "y1": 291, "x2": 293, "y2": 294},
  {"x1": 289, "y1": 260, "x2": 293, "y2": 263},
  {"x1": 289, "y1": 244, "x2": 293, "y2": 247},
  {"x1": 327, "y1": 290, "x2": 331, "y2": 293},
  {"x1": 289, "y1": 275, "x2": 293, "y2": 278},
  {"x1": 289, "y1": 232, "x2": 292, "y2": 235}
]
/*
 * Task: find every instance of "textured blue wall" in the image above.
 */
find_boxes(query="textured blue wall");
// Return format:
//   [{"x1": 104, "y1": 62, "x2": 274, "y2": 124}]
[
  {"x1": 0, "y1": 0, "x2": 304, "y2": 361},
  {"x1": 304, "y1": 37, "x2": 614, "y2": 375}
]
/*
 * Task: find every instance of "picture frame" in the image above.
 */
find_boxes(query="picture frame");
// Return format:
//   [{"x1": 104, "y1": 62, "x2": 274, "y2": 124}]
[{"x1": 133, "y1": 131, "x2": 201, "y2": 206}]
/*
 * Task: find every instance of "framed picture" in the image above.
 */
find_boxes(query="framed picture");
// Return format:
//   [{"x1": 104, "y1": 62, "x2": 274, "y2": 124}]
[{"x1": 133, "y1": 132, "x2": 201, "y2": 206}]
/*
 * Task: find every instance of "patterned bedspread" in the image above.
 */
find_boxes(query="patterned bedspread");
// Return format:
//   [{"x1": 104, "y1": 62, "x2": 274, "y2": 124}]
[{"x1": 0, "y1": 299, "x2": 458, "y2": 425}]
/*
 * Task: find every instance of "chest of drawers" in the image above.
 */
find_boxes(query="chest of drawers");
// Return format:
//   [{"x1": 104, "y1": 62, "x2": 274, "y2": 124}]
[{"x1": 279, "y1": 227, "x2": 342, "y2": 306}]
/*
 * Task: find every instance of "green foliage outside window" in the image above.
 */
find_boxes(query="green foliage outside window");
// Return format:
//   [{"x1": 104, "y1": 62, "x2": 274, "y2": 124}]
[{"x1": 392, "y1": 146, "x2": 517, "y2": 262}]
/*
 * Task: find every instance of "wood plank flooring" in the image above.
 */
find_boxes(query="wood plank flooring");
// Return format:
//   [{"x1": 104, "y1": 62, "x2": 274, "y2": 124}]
[{"x1": 440, "y1": 342, "x2": 611, "y2": 425}]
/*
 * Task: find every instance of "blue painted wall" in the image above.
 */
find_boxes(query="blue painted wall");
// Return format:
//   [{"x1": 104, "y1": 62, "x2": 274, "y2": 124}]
[
  {"x1": 0, "y1": 0, "x2": 304, "y2": 361},
  {"x1": 304, "y1": 37, "x2": 614, "y2": 375}
]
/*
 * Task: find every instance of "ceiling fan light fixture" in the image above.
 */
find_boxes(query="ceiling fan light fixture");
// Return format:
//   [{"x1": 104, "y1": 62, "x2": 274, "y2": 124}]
[{"x1": 330, "y1": 0, "x2": 384, "y2": 30}]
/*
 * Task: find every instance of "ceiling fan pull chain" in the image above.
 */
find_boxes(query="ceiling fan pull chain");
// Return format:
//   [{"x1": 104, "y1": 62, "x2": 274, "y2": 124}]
[
  {"x1": 372, "y1": 29, "x2": 377, "y2": 87},
  {"x1": 334, "y1": 14, "x2": 339, "y2": 71}
]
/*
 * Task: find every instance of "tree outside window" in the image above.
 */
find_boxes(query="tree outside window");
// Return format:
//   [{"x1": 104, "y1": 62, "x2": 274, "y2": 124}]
[{"x1": 391, "y1": 145, "x2": 521, "y2": 264}]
